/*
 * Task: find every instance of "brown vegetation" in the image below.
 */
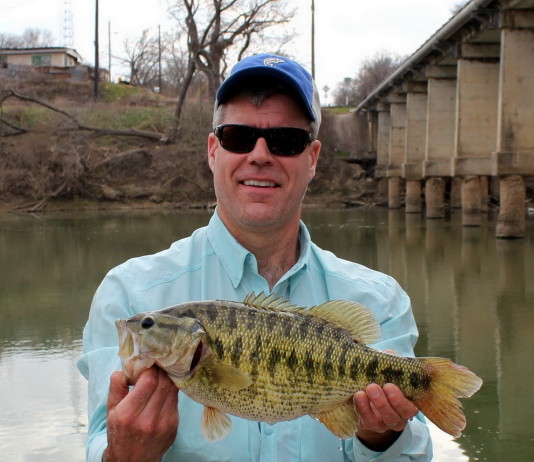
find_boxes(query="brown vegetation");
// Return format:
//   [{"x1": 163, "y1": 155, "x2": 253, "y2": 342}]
[{"x1": 0, "y1": 80, "x2": 371, "y2": 213}]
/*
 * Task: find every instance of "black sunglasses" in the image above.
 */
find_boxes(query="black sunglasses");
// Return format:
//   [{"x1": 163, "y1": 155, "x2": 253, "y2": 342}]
[{"x1": 214, "y1": 124, "x2": 313, "y2": 157}]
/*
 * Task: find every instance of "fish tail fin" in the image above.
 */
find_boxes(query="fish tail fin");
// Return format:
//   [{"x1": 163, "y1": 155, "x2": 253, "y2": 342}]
[{"x1": 414, "y1": 357, "x2": 483, "y2": 437}]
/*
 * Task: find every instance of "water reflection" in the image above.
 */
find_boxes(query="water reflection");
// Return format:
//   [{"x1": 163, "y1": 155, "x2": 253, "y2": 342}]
[{"x1": 0, "y1": 208, "x2": 533, "y2": 461}]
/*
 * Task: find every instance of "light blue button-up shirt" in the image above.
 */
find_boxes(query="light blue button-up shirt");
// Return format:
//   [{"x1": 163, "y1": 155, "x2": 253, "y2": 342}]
[{"x1": 78, "y1": 210, "x2": 432, "y2": 461}]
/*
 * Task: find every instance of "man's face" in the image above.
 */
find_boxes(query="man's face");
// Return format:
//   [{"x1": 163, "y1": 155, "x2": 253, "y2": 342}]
[{"x1": 208, "y1": 93, "x2": 321, "y2": 236}]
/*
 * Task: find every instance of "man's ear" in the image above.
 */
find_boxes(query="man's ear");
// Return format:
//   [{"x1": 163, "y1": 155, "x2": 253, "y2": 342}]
[
  {"x1": 208, "y1": 133, "x2": 218, "y2": 172},
  {"x1": 308, "y1": 140, "x2": 321, "y2": 181}
]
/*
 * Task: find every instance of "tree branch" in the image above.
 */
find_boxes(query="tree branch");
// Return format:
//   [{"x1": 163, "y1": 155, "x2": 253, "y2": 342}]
[{"x1": 1, "y1": 89, "x2": 169, "y2": 142}]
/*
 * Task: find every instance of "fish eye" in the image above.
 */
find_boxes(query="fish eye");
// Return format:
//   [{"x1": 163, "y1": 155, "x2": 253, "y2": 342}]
[{"x1": 141, "y1": 316, "x2": 155, "y2": 329}]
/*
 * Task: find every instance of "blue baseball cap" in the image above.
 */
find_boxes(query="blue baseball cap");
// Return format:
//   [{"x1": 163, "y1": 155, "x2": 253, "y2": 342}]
[{"x1": 215, "y1": 54, "x2": 321, "y2": 127}]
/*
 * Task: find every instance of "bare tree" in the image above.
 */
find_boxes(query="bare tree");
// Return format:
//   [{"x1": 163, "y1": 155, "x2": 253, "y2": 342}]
[
  {"x1": 117, "y1": 29, "x2": 168, "y2": 87},
  {"x1": 0, "y1": 28, "x2": 55, "y2": 48},
  {"x1": 167, "y1": 0, "x2": 295, "y2": 141},
  {"x1": 333, "y1": 51, "x2": 404, "y2": 106}
]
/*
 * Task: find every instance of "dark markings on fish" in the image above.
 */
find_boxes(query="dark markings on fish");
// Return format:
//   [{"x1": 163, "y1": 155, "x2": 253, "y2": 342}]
[
  {"x1": 304, "y1": 351, "x2": 315, "y2": 383},
  {"x1": 349, "y1": 357, "x2": 362, "y2": 380},
  {"x1": 231, "y1": 337, "x2": 243, "y2": 366},
  {"x1": 322, "y1": 345, "x2": 335, "y2": 377},
  {"x1": 246, "y1": 309, "x2": 256, "y2": 329},
  {"x1": 249, "y1": 336, "x2": 262, "y2": 364},
  {"x1": 178, "y1": 308, "x2": 196, "y2": 319},
  {"x1": 365, "y1": 358, "x2": 380, "y2": 381},
  {"x1": 315, "y1": 322, "x2": 325, "y2": 336},
  {"x1": 248, "y1": 336, "x2": 262, "y2": 379},
  {"x1": 409, "y1": 371, "x2": 423, "y2": 390},
  {"x1": 227, "y1": 306, "x2": 238, "y2": 329},
  {"x1": 410, "y1": 371, "x2": 431, "y2": 391},
  {"x1": 299, "y1": 317, "x2": 311, "y2": 338},
  {"x1": 212, "y1": 337, "x2": 225, "y2": 359},
  {"x1": 283, "y1": 319, "x2": 293, "y2": 337},
  {"x1": 323, "y1": 360, "x2": 334, "y2": 378},
  {"x1": 205, "y1": 305, "x2": 219, "y2": 323},
  {"x1": 381, "y1": 367, "x2": 404, "y2": 385},
  {"x1": 268, "y1": 347, "x2": 282, "y2": 374},
  {"x1": 286, "y1": 349, "x2": 298, "y2": 371},
  {"x1": 338, "y1": 342, "x2": 350, "y2": 376}
]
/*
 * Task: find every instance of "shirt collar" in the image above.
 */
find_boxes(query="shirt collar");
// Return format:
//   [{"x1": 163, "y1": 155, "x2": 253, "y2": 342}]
[{"x1": 206, "y1": 208, "x2": 312, "y2": 289}]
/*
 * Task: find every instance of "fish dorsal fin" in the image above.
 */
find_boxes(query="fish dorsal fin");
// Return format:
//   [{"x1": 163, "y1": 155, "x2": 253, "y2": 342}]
[
  {"x1": 243, "y1": 292, "x2": 299, "y2": 312},
  {"x1": 297, "y1": 300, "x2": 381, "y2": 345},
  {"x1": 243, "y1": 293, "x2": 380, "y2": 345}
]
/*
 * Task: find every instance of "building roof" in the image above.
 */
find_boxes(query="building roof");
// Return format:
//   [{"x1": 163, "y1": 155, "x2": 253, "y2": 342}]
[{"x1": 0, "y1": 47, "x2": 82, "y2": 62}]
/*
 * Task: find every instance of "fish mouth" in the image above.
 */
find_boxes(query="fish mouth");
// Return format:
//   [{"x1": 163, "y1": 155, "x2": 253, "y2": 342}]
[{"x1": 116, "y1": 319, "x2": 156, "y2": 384}]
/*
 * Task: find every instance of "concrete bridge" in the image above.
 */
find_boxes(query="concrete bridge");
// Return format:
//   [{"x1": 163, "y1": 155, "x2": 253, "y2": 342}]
[{"x1": 355, "y1": 0, "x2": 534, "y2": 238}]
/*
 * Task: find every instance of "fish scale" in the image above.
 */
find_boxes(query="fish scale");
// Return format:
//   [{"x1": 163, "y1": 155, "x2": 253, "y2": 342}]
[{"x1": 116, "y1": 292, "x2": 482, "y2": 441}]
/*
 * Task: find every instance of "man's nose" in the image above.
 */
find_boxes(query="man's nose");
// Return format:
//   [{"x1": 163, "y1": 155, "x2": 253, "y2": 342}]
[{"x1": 247, "y1": 137, "x2": 273, "y2": 164}]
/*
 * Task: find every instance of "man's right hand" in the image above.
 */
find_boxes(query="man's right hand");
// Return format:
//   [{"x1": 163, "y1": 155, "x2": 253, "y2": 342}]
[{"x1": 104, "y1": 367, "x2": 179, "y2": 462}]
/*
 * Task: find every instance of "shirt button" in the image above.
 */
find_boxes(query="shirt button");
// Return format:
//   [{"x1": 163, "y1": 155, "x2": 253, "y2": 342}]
[{"x1": 264, "y1": 426, "x2": 274, "y2": 435}]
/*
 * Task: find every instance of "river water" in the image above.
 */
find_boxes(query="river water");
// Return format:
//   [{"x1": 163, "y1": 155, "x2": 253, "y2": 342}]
[{"x1": 0, "y1": 207, "x2": 532, "y2": 461}]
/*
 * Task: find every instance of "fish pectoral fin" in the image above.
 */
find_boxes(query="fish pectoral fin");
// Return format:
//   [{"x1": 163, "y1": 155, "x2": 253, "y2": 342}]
[
  {"x1": 312, "y1": 400, "x2": 359, "y2": 439},
  {"x1": 210, "y1": 364, "x2": 253, "y2": 392},
  {"x1": 201, "y1": 406, "x2": 232, "y2": 441}
]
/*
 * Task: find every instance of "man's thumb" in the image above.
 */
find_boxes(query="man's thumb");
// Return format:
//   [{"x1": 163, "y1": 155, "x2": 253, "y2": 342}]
[{"x1": 107, "y1": 370, "x2": 130, "y2": 411}]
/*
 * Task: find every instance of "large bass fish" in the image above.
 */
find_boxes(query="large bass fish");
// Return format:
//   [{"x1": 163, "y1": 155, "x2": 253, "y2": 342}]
[{"x1": 116, "y1": 293, "x2": 482, "y2": 441}]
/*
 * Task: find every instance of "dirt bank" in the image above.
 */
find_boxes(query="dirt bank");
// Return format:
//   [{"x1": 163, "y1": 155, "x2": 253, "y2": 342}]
[{"x1": 0, "y1": 80, "x2": 374, "y2": 213}]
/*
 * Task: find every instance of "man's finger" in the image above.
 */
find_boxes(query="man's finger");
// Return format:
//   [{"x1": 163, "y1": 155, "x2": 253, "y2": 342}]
[
  {"x1": 139, "y1": 367, "x2": 178, "y2": 419},
  {"x1": 107, "y1": 370, "x2": 130, "y2": 411}
]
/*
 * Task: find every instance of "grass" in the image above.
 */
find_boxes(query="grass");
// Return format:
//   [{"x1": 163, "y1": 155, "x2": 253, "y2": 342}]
[
  {"x1": 324, "y1": 106, "x2": 356, "y2": 114},
  {"x1": 82, "y1": 106, "x2": 175, "y2": 131}
]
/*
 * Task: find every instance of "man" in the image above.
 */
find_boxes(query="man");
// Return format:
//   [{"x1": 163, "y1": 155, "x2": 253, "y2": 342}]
[{"x1": 78, "y1": 54, "x2": 432, "y2": 461}]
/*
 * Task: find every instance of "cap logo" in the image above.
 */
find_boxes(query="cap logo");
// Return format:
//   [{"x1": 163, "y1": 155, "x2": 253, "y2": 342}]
[{"x1": 264, "y1": 57, "x2": 285, "y2": 67}]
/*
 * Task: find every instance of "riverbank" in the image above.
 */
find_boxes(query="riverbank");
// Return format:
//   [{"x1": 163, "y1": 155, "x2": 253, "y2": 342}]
[{"x1": 1, "y1": 80, "x2": 373, "y2": 214}]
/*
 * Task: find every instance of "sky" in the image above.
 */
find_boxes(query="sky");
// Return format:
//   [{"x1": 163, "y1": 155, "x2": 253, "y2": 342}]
[{"x1": 0, "y1": 0, "x2": 461, "y2": 104}]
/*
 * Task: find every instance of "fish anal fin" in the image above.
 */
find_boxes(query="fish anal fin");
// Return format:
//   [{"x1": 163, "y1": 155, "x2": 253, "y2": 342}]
[
  {"x1": 304, "y1": 301, "x2": 381, "y2": 345},
  {"x1": 312, "y1": 400, "x2": 359, "y2": 439},
  {"x1": 210, "y1": 364, "x2": 252, "y2": 392},
  {"x1": 201, "y1": 406, "x2": 232, "y2": 441},
  {"x1": 414, "y1": 357, "x2": 483, "y2": 438}
]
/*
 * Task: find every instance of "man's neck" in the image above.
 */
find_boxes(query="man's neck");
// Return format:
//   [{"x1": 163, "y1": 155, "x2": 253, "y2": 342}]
[{"x1": 225, "y1": 219, "x2": 301, "y2": 290}]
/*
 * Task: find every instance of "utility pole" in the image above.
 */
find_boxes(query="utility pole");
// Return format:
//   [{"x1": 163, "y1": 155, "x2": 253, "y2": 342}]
[
  {"x1": 93, "y1": 0, "x2": 99, "y2": 99},
  {"x1": 311, "y1": 0, "x2": 315, "y2": 79},
  {"x1": 108, "y1": 21, "x2": 111, "y2": 82},
  {"x1": 158, "y1": 24, "x2": 162, "y2": 93}
]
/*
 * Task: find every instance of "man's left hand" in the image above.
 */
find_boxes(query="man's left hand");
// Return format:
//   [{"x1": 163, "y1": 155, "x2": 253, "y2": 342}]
[{"x1": 353, "y1": 383, "x2": 419, "y2": 452}]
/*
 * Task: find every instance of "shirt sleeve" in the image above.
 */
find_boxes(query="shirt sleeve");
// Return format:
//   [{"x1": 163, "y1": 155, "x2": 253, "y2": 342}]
[{"x1": 77, "y1": 266, "x2": 135, "y2": 462}]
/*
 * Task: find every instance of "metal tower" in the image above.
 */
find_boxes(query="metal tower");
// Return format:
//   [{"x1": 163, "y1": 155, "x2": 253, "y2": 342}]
[{"x1": 62, "y1": 0, "x2": 74, "y2": 48}]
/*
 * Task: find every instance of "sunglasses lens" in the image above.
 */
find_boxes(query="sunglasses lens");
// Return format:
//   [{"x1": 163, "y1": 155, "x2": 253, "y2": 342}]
[
  {"x1": 267, "y1": 128, "x2": 309, "y2": 156},
  {"x1": 216, "y1": 125, "x2": 311, "y2": 156},
  {"x1": 217, "y1": 125, "x2": 256, "y2": 153}
]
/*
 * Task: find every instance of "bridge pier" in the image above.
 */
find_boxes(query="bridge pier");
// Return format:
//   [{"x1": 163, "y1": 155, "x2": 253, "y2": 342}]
[
  {"x1": 496, "y1": 175, "x2": 526, "y2": 238},
  {"x1": 425, "y1": 178, "x2": 445, "y2": 219},
  {"x1": 462, "y1": 176, "x2": 482, "y2": 227},
  {"x1": 406, "y1": 180, "x2": 422, "y2": 213},
  {"x1": 388, "y1": 177, "x2": 402, "y2": 209}
]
